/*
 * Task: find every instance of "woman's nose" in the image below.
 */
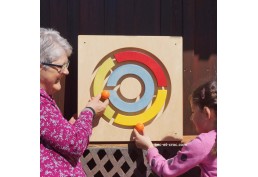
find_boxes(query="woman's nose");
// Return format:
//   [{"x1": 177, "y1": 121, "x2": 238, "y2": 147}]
[{"x1": 62, "y1": 68, "x2": 69, "y2": 75}]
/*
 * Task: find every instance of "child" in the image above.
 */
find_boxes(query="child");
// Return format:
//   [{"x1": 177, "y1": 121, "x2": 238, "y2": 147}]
[{"x1": 133, "y1": 80, "x2": 217, "y2": 177}]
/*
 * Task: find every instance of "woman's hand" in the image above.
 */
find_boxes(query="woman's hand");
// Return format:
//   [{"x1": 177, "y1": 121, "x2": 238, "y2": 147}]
[
  {"x1": 85, "y1": 94, "x2": 109, "y2": 116},
  {"x1": 133, "y1": 128, "x2": 154, "y2": 150},
  {"x1": 69, "y1": 113, "x2": 78, "y2": 124}
]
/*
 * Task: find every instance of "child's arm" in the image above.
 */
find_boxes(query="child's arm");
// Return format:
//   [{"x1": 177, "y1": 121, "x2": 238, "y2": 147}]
[{"x1": 146, "y1": 136, "x2": 209, "y2": 177}]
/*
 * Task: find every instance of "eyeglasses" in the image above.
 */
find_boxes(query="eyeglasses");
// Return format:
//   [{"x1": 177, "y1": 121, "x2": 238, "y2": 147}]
[{"x1": 41, "y1": 61, "x2": 70, "y2": 73}]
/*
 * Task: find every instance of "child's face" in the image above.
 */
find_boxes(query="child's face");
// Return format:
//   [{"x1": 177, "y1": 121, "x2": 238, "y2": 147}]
[{"x1": 190, "y1": 102, "x2": 207, "y2": 133}]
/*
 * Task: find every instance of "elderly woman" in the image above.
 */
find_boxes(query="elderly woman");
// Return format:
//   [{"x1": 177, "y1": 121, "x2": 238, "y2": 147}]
[{"x1": 40, "y1": 28, "x2": 109, "y2": 177}]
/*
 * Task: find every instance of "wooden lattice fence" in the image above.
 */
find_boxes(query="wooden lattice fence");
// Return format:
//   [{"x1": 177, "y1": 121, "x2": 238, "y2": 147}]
[
  {"x1": 81, "y1": 147, "x2": 155, "y2": 177},
  {"x1": 81, "y1": 145, "x2": 200, "y2": 177}
]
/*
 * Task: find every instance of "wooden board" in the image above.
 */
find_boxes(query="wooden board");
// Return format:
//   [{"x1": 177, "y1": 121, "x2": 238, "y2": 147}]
[{"x1": 78, "y1": 35, "x2": 183, "y2": 141}]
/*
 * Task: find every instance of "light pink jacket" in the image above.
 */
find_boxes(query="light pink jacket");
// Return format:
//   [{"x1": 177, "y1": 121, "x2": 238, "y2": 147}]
[
  {"x1": 40, "y1": 88, "x2": 93, "y2": 177},
  {"x1": 147, "y1": 130, "x2": 217, "y2": 177}
]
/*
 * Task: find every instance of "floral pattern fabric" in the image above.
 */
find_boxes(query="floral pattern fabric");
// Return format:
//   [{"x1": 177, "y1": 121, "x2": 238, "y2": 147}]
[{"x1": 40, "y1": 88, "x2": 93, "y2": 177}]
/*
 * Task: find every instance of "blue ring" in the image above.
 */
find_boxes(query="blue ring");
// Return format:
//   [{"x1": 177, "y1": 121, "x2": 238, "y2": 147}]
[{"x1": 107, "y1": 64, "x2": 155, "y2": 113}]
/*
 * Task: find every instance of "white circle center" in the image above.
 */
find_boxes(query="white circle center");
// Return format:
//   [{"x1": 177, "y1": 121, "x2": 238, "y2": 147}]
[{"x1": 120, "y1": 77, "x2": 142, "y2": 99}]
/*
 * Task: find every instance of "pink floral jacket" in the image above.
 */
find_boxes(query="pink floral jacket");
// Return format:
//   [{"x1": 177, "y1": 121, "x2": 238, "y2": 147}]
[{"x1": 40, "y1": 88, "x2": 93, "y2": 177}]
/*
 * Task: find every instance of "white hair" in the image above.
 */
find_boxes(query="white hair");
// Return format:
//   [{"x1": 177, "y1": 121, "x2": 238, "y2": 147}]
[{"x1": 40, "y1": 28, "x2": 72, "y2": 63}]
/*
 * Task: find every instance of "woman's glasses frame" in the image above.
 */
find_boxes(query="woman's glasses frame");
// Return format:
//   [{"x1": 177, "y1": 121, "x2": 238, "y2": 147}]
[{"x1": 41, "y1": 61, "x2": 70, "y2": 73}]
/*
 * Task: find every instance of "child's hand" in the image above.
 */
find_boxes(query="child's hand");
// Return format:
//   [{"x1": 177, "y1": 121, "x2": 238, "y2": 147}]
[{"x1": 133, "y1": 128, "x2": 154, "y2": 150}]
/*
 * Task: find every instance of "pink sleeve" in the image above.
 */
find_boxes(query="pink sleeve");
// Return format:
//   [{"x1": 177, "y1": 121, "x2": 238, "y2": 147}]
[
  {"x1": 40, "y1": 98, "x2": 93, "y2": 161},
  {"x1": 146, "y1": 136, "x2": 209, "y2": 177}
]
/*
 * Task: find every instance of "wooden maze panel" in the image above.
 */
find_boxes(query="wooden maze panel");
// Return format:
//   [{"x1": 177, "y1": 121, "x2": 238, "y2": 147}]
[
  {"x1": 78, "y1": 36, "x2": 183, "y2": 142},
  {"x1": 81, "y1": 146, "x2": 201, "y2": 177}
]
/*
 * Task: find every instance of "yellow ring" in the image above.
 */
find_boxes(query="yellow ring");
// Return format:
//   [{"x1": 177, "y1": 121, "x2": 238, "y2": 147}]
[{"x1": 93, "y1": 57, "x2": 115, "y2": 119}]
